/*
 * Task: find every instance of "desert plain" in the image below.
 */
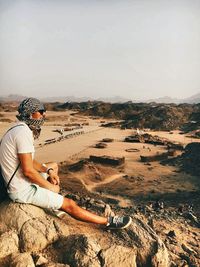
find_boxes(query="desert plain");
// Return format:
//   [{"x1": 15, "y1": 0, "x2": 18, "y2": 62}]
[{"x1": 0, "y1": 108, "x2": 200, "y2": 266}]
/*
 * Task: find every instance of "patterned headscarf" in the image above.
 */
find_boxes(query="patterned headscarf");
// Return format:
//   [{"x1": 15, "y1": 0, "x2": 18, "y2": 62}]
[{"x1": 16, "y1": 98, "x2": 46, "y2": 139}]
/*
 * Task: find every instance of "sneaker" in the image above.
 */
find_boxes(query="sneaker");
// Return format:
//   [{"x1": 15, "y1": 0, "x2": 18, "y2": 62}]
[{"x1": 107, "y1": 215, "x2": 132, "y2": 230}]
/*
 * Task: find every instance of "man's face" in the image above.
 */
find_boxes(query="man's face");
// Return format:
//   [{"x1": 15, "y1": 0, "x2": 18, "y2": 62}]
[{"x1": 31, "y1": 110, "x2": 46, "y2": 119}]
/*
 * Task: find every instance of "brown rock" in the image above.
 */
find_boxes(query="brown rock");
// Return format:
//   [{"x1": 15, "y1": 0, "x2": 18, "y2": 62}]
[
  {"x1": 63, "y1": 234, "x2": 101, "y2": 267},
  {"x1": 100, "y1": 245, "x2": 137, "y2": 267},
  {"x1": 114, "y1": 216, "x2": 170, "y2": 267},
  {"x1": 10, "y1": 253, "x2": 35, "y2": 267},
  {"x1": 0, "y1": 231, "x2": 19, "y2": 259},
  {"x1": 20, "y1": 218, "x2": 59, "y2": 252},
  {"x1": 0, "y1": 201, "x2": 46, "y2": 233},
  {"x1": 151, "y1": 239, "x2": 170, "y2": 267}
]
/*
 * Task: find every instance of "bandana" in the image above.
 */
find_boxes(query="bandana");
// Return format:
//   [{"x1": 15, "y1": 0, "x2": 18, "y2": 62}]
[{"x1": 16, "y1": 98, "x2": 45, "y2": 139}]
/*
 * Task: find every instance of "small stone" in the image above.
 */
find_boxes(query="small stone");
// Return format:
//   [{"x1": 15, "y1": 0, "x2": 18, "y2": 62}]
[
  {"x1": 104, "y1": 204, "x2": 115, "y2": 217},
  {"x1": 167, "y1": 230, "x2": 176, "y2": 238},
  {"x1": 33, "y1": 253, "x2": 48, "y2": 265},
  {"x1": 182, "y1": 243, "x2": 197, "y2": 255},
  {"x1": 185, "y1": 212, "x2": 199, "y2": 224}
]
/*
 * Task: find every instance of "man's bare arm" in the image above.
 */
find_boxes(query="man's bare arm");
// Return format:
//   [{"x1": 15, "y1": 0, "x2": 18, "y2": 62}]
[
  {"x1": 33, "y1": 159, "x2": 47, "y2": 172},
  {"x1": 18, "y1": 153, "x2": 60, "y2": 193},
  {"x1": 33, "y1": 159, "x2": 60, "y2": 185}
]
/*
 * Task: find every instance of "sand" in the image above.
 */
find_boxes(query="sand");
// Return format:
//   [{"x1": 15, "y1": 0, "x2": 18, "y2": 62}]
[{"x1": 0, "y1": 110, "x2": 199, "y2": 202}]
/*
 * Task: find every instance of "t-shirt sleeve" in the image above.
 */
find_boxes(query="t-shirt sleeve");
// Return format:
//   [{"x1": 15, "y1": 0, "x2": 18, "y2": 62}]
[{"x1": 15, "y1": 128, "x2": 35, "y2": 154}]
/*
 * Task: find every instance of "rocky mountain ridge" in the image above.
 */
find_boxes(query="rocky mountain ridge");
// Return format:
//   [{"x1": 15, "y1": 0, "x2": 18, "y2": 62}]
[{"x1": 0, "y1": 92, "x2": 200, "y2": 104}]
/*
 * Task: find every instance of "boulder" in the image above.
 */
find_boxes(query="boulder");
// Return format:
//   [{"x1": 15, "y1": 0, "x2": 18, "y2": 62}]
[
  {"x1": 100, "y1": 245, "x2": 137, "y2": 267},
  {"x1": 63, "y1": 234, "x2": 101, "y2": 267},
  {"x1": 0, "y1": 202, "x2": 69, "y2": 254},
  {"x1": 20, "y1": 217, "x2": 60, "y2": 252},
  {"x1": 0, "y1": 201, "x2": 46, "y2": 233},
  {"x1": 113, "y1": 216, "x2": 170, "y2": 267},
  {"x1": 0, "y1": 231, "x2": 19, "y2": 259}
]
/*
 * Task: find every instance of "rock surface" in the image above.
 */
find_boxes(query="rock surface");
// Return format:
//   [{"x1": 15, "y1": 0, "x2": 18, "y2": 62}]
[
  {"x1": 20, "y1": 217, "x2": 60, "y2": 252},
  {"x1": 0, "y1": 230, "x2": 19, "y2": 259},
  {"x1": 10, "y1": 253, "x2": 35, "y2": 267},
  {"x1": 63, "y1": 235, "x2": 101, "y2": 267},
  {"x1": 100, "y1": 245, "x2": 137, "y2": 267},
  {"x1": 0, "y1": 201, "x2": 46, "y2": 233},
  {"x1": 0, "y1": 200, "x2": 171, "y2": 267}
]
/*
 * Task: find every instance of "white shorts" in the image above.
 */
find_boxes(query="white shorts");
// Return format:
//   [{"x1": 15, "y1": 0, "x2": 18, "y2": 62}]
[{"x1": 9, "y1": 184, "x2": 64, "y2": 210}]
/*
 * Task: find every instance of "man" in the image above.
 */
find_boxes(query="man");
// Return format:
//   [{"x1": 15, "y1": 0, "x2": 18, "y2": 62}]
[{"x1": 0, "y1": 98, "x2": 132, "y2": 229}]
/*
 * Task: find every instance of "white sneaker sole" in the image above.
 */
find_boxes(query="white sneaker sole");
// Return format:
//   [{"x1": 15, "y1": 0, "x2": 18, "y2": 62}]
[
  {"x1": 108, "y1": 217, "x2": 132, "y2": 230},
  {"x1": 53, "y1": 210, "x2": 66, "y2": 218}
]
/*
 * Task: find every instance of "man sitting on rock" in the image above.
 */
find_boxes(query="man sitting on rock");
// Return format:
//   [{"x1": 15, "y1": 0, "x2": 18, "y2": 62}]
[{"x1": 0, "y1": 98, "x2": 132, "y2": 230}]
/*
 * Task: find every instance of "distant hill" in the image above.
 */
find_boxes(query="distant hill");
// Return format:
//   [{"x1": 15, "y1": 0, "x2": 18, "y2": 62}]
[
  {"x1": 146, "y1": 93, "x2": 200, "y2": 104},
  {"x1": 181, "y1": 92, "x2": 200, "y2": 104},
  {"x1": 41, "y1": 95, "x2": 131, "y2": 103},
  {"x1": 0, "y1": 92, "x2": 199, "y2": 104},
  {"x1": 146, "y1": 96, "x2": 180, "y2": 104},
  {"x1": 0, "y1": 95, "x2": 132, "y2": 103},
  {"x1": 0, "y1": 94, "x2": 27, "y2": 102},
  {"x1": 41, "y1": 96, "x2": 93, "y2": 103},
  {"x1": 97, "y1": 96, "x2": 132, "y2": 103}
]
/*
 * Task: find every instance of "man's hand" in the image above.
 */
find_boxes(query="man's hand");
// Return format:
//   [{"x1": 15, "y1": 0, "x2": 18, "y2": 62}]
[
  {"x1": 48, "y1": 170, "x2": 60, "y2": 185},
  {"x1": 50, "y1": 184, "x2": 60, "y2": 193},
  {"x1": 18, "y1": 153, "x2": 60, "y2": 193}
]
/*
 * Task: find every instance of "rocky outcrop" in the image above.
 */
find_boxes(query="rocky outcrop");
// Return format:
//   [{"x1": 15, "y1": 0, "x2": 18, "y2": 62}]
[
  {"x1": 0, "y1": 200, "x2": 170, "y2": 267},
  {"x1": 112, "y1": 217, "x2": 170, "y2": 267},
  {"x1": 181, "y1": 142, "x2": 200, "y2": 175},
  {"x1": 164, "y1": 142, "x2": 200, "y2": 176}
]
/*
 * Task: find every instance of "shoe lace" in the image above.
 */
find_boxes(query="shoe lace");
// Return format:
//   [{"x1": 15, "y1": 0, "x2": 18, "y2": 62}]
[{"x1": 112, "y1": 216, "x2": 124, "y2": 226}]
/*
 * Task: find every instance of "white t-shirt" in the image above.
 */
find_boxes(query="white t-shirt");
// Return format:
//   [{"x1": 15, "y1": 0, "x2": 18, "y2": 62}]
[{"x1": 0, "y1": 122, "x2": 35, "y2": 193}]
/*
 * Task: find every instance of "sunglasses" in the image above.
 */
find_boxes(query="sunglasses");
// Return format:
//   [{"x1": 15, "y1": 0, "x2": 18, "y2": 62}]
[{"x1": 38, "y1": 110, "x2": 46, "y2": 115}]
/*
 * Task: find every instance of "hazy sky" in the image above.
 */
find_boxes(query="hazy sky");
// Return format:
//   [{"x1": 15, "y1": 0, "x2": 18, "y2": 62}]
[{"x1": 0, "y1": 0, "x2": 200, "y2": 100}]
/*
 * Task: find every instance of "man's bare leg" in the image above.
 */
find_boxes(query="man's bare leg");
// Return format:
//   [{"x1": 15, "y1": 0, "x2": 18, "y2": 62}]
[
  {"x1": 60, "y1": 197, "x2": 107, "y2": 225},
  {"x1": 46, "y1": 163, "x2": 132, "y2": 229},
  {"x1": 45, "y1": 163, "x2": 107, "y2": 223}
]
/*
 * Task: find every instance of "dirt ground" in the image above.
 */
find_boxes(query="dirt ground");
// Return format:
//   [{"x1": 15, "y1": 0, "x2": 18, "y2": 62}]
[{"x1": 0, "y1": 110, "x2": 199, "y2": 205}]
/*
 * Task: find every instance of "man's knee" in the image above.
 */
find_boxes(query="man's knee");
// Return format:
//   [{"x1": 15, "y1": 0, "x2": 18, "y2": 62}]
[{"x1": 61, "y1": 197, "x2": 77, "y2": 212}]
